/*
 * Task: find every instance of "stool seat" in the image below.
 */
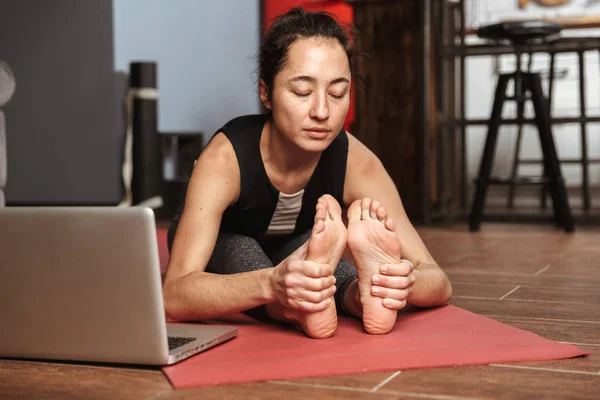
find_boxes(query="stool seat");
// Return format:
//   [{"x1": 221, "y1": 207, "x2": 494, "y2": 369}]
[{"x1": 477, "y1": 21, "x2": 562, "y2": 43}]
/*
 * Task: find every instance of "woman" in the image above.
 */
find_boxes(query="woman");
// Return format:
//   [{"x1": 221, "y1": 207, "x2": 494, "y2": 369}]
[{"x1": 163, "y1": 7, "x2": 451, "y2": 338}]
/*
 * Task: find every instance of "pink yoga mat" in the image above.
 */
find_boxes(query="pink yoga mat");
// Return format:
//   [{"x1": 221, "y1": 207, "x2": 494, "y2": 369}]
[
  {"x1": 156, "y1": 228, "x2": 169, "y2": 274},
  {"x1": 162, "y1": 305, "x2": 589, "y2": 389}
]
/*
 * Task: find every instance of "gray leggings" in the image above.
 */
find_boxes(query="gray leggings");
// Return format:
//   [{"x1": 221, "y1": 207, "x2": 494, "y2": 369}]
[{"x1": 203, "y1": 230, "x2": 358, "y2": 320}]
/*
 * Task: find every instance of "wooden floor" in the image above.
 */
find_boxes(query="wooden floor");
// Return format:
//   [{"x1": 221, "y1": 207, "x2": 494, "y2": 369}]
[{"x1": 2, "y1": 223, "x2": 599, "y2": 399}]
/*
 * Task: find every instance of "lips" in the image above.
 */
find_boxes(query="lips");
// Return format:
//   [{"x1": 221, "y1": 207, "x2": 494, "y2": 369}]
[{"x1": 304, "y1": 128, "x2": 330, "y2": 139}]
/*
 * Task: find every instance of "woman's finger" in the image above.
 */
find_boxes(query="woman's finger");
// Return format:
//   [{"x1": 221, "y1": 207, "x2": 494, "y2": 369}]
[
  {"x1": 371, "y1": 286, "x2": 410, "y2": 301},
  {"x1": 381, "y1": 298, "x2": 407, "y2": 310},
  {"x1": 288, "y1": 285, "x2": 336, "y2": 304},
  {"x1": 380, "y1": 260, "x2": 413, "y2": 276},
  {"x1": 372, "y1": 274, "x2": 415, "y2": 290}
]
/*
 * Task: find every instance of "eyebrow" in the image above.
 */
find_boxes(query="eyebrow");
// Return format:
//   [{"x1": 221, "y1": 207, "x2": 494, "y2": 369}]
[{"x1": 290, "y1": 76, "x2": 350, "y2": 85}]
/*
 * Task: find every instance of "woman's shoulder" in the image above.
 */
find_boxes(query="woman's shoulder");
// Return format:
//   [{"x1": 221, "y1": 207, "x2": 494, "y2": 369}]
[
  {"x1": 197, "y1": 132, "x2": 236, "y2": 167},
  {"x1": 346, "y1": 132, "x2": 373, "y2": 158},
  {"x1": 216, "y1": 113, "x2": 270, "y2": 135},
  {"x1": 345, "y1": 131, "x2": 382, "y2": 172}
]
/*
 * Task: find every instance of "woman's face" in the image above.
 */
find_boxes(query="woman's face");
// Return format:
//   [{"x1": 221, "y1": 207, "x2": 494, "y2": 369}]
[{"x1": 261, "y1": 37, "x2": 351, "y2": 153}]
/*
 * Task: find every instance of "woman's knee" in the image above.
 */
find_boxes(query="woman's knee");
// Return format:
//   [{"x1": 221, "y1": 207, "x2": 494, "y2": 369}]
[
  {"x1": 205, "y1": 233, "x2": 273, "y2": 275},
  {"x1": 265, "y1": 230, "x2": 312, "y2": 265}
]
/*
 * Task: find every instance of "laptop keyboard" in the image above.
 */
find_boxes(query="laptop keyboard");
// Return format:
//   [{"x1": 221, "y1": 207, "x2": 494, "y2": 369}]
[{"x1": 168, "y1": 336, "x2": 196, "y2": 351}]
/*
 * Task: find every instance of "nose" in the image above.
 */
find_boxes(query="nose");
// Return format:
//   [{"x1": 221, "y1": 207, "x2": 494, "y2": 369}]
[{"x1": 309, "y1": 93, "x2": 329, "y2": 121}]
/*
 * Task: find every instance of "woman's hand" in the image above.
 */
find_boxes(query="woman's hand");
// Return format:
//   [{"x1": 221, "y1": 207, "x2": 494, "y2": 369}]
[
  {"x1": 370, "y1": 260, "x2": 415, "y2": 310},
  {"x1": 270, "y1": 258, "x2": 336, "y2": 313}
]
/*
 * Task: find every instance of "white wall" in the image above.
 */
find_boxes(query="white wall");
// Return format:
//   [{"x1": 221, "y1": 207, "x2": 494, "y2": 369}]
[
  {"x1": 465, "y1": 0, "x2": 600, "y2": 188},
  {"x1": 112, "y1": 0, "x2": 261, "y2": 136}
]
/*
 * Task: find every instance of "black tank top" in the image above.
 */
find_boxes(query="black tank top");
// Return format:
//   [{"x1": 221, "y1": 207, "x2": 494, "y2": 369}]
[{"x1": 218, "y1": 114, "x2": 348, "y2": 238}]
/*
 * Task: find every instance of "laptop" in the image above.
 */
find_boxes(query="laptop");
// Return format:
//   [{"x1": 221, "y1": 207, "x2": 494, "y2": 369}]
[{"x1": 0, "y1": 207, "x2": 237, "y2": 366}]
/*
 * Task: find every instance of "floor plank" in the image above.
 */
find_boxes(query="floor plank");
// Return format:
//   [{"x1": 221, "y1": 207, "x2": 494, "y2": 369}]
[
  {"x1": 382, "y1": 364, "x2": 599, "y2": 400},
  {"x1": 507, "y1": 283, "x2": 600, "y2": 304},
  {"x1": 449, "y1": 281, "x2": 519, "y2": 299},
  {"x1": 0, "y1": 360, "x2": 173, "y2": 400},
  {"x1": 452, "y1": 296, "x2": 600, "y2": 322},
  {"x1": 447, "y1": 272, "x2": 600, "y2": 304},
  {"x1": 268, "y1": 371, "x2": 399, "y2": 391},
  {"x1": 489, "y1": 318, "x2": 600, "y2": 356},
  {"x1": 157, "y1": 381, "x2": 400, "y2": 400}
]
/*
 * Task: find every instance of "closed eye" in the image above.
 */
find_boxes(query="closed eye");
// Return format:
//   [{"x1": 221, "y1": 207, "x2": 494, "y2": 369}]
[{"x1": 294, "y1": 92, "x2": 346, "y2": 99}]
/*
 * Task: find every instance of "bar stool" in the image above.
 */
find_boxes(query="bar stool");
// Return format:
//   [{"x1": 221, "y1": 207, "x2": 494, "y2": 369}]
[{"x1": 469, "y1": 21, "x2": 575, "y2": 232}]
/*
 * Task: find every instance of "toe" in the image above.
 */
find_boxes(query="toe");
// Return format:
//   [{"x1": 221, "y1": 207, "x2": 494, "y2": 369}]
[
  {"x1": 322, "y1": 194, "x2": 343, "y2": 218},
  {"x1": 370, "y1": 200, "x2": 380, "y2": 219},
  {"x1": 361, "y1": 198, "x2": 372, "y2": 220},
  {"x1": 317, "y1": 197, "x2": 327, "y2": 210},
  {"x1": 316, "y1": 200, "x2": 327, "y2": 211},
  {"x1": 376, "y1": 204, "x2": 387, "y2": 223},
  {"x1": 314, "y1": 204, "x2": 328, "y2": 224},
  {"x1": 312, "y1": 219, "x2": 326, "y2": 235},
  {"x1": 384, "y1": 218, "x2": 396, "y2": 233},
  {"x1": 347, "y1": 199, "x2": 362, "y2": 223}
]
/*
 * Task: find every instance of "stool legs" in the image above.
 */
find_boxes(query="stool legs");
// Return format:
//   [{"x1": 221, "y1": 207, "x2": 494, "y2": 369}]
[
  {"x1": 469, "y1": 74, "x2": 511, "y2": 232},
  {"x1": 507, "y1": 86, "x2": 526, "y2": 210},
  {"x1": 526, "y1": 73, "x2": 575, "y2": 232},
  {"x1": 507, "y1": 51, "x2": 531, "y2": 210},
  {"x1": 578, "y1": 50, "x2": 591, "y2": 211},
  {"x1": 469, "y1": 72, "x2": 575, "y2": 233},
  {"x1": 540, "y1": 52, "x2": 557, "y2": 210}
]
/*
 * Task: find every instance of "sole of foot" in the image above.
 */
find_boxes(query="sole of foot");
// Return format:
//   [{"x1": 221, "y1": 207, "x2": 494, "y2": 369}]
[
  {"x1": 347, "y1": 198, "x2": 402, "y2": 335},
  {"x1": 300, "y1": 194, "x2": 347, "y2": 339}
]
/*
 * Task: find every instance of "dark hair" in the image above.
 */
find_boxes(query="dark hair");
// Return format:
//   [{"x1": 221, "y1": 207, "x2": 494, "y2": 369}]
[{"x1": 259, "y1": 7, "x2": 364, "y2": 99}]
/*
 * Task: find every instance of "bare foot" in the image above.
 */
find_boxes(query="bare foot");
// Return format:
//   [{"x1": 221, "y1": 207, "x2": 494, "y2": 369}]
[
  {"x1": 347, "y1": 198, "x2": 401, "y2": 334},
  {"x1": 300, "y1": 194, "x2": 347, "y2": 339}
]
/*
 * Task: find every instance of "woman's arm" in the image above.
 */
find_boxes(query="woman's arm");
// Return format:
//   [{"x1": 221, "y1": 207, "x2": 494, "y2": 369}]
[
  {"x1": 163, "y1": 133, "x2": 273, "y2": 320},
  {"x1": 163, "y1": 133, "x2": 335, "y2": 321},
  {"x1": 343, "y1": 133, "x2": 452, "y2": 307}
]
